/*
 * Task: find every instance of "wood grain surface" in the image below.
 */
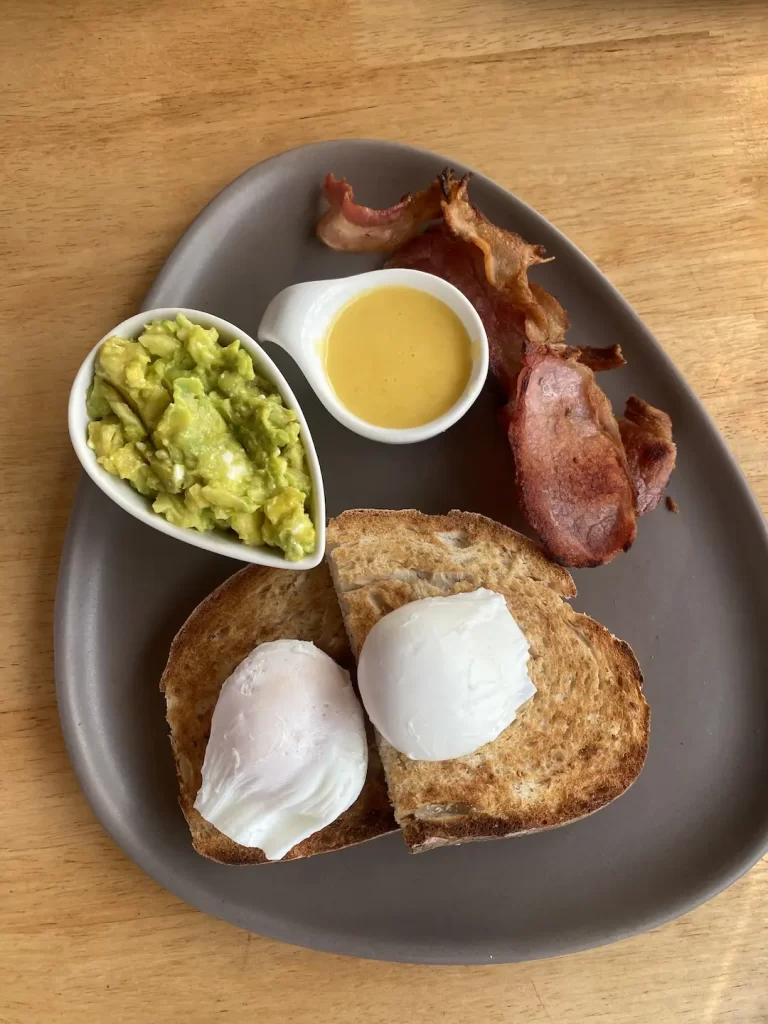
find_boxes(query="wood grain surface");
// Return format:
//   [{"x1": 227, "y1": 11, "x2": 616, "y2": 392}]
[{"x1": 2, "y1": 1, "x2": 767, "y2": 1021}]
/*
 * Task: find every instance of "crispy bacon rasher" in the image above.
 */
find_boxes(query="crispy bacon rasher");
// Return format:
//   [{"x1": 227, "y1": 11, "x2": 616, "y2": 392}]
[
  {"x1": 510, "y1": 346, "x2": 637, "y2": 567},
  {"x1": 619, "y1": 396, "x2": 677, "y2": 515},
  {"x1": 441, "y1": 174, "x2": 568, "y2": 347},
  {"x1": 316, "y1": 173, "x2": 444, "y2": 253}
]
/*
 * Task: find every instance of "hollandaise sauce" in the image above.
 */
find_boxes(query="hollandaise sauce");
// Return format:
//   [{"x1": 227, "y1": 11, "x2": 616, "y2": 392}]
[{"x1": 323, "y1": 286, "x2": 473, "y2": 429}]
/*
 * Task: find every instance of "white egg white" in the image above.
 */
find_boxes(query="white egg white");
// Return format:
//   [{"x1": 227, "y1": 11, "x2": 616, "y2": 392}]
[
  {"x1": 357, "y1": 588, "x2": 535, "y2": 761},
  {"x1": 194, "y1": 639, "x2": 367, "y2": 860}
]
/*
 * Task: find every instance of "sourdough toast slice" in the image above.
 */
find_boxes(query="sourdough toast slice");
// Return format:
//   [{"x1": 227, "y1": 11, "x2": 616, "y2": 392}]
[
  {"x1": 160, "y1": 562, "x2": 396, "y2": 864},
  {"x1": 326, "y1": 509, "x2": 649, "y2": 853}
]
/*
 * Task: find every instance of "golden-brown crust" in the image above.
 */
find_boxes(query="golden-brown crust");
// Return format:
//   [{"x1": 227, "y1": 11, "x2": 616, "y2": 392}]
[
  {"x1": 326, "y1": 509, "x2": 649, "y2": 854},
  {"x1": 327, "y1": 508, "x2": 576, "y2": 607},
  {"x1": 399, "y1": 744, "x2": 648, "y2": 852},
  {"x1": 160, "y1": 563, "x2": 396, "y2": 864}
]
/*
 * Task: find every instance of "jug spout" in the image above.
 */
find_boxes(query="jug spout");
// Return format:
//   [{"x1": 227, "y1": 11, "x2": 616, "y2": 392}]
[{"x1": 257, "y1": 279, "x2": 336, "y2": 369}]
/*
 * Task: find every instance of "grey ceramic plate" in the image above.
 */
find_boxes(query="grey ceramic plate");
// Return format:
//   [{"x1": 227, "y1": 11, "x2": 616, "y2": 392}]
[{"x1": 56, "y1": 140, "x2": 768, "y2": 964}]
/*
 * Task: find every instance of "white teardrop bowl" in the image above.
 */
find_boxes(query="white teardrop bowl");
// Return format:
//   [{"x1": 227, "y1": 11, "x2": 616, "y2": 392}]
[
  {"x1": 257, "y1": 268, "x2": 489, "y2": 445},
  {"x1": 68, "y1": 307, "x2": 326, "y2": 569}
]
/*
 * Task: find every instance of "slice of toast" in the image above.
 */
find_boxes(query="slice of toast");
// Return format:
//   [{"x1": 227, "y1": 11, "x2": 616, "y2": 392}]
[
  {"x1": 326, "y1": 509, "x2": 649, "y2": 853},
  {"x1": 160, "y1": 562, "x2": 397, "y2": 864}
]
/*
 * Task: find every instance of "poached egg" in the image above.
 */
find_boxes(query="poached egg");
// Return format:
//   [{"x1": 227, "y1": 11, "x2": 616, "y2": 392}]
[
  {"x1": 194, "y1": 639, "x2": 367, "y2": 860},
  {"x1": 357, "y1": 588, "x2": 534, "y2": 760}
]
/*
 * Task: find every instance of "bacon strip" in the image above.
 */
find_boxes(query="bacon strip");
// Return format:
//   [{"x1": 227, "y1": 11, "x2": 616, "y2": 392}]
[
  {"x1": 573, "y1": 343, "x2": 626, "y2": 373},
  {"x1": 618, "y1": 396, "x2": 677, "y2": 515},
  {"x1": 509, "y1": 347, "x2": 637, "y2": 567},
  {"x1": 441, "y1": 174, "x2": 567, "y2": 346},
  {"x1": 316, "y1": 173, "x2": 444, "y2": 253}
]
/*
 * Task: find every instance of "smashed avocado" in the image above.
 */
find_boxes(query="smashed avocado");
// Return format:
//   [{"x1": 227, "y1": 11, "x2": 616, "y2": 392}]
[{"x1": 86, "y1": 313, "x2": 315, "y2": 561}]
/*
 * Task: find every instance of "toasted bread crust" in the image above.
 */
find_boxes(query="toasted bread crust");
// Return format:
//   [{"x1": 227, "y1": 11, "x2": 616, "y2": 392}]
[
  {"x1": 328, "y1": 508, "x2": 575, "y2": 617},
  {"x1": 327, "y1": 509, "x2": 648, "y2": 854},
  {"x1": 160, "y1": 563, "x2": 396, "y2": 864}
]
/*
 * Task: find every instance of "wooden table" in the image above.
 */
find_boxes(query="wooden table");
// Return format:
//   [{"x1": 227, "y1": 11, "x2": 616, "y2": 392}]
[{"x1": 3, "y1": 1, "x2": 767, "y2": 1020}]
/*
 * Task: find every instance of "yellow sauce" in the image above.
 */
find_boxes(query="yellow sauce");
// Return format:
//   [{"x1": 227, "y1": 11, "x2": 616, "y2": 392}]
[{"x1": 323, "y1": 286, "x2": 473, "y2": 429}]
